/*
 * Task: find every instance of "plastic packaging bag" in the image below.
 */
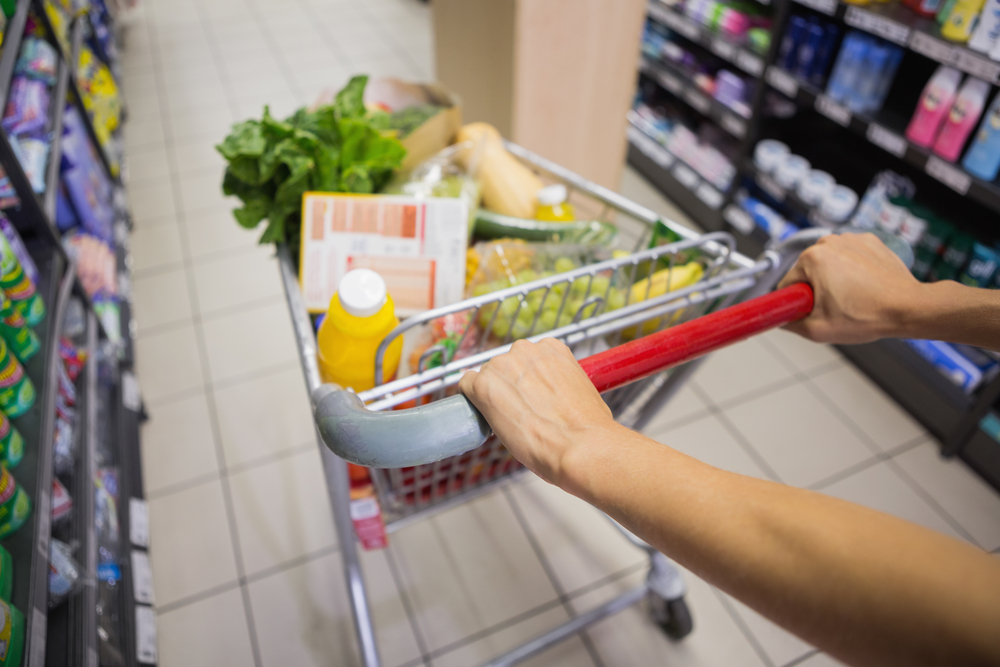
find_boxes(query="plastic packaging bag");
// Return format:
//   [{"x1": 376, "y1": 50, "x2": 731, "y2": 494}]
[
  {"x1": 48, "y1": 539, "x2": 82, "y2": 607},
  {"x1": 14, "y1": 38, "x2": 58, "y2": 85},
  {"x1": 383, "y1": 142, "x2": 481, "y2": 233}
]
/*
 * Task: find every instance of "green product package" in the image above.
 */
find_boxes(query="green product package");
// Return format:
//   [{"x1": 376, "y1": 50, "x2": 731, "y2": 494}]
[
  {"x1": 918, "y1": 217, "x2": 955, "y2": 256},
  {"x1": 0, "y1": 340, "x2": 33, "y2": 419},
  {"x1": 0, "y1": 236, "x2": 44, "y2": 328},
  {"x1": 0, "y1": 411, "x2": 22, "y2": 470},
  {"x1": 0, "y1": 598, "x2": 24, "y2": 667},
  {"x1": 941, "y1": 232, "x2": 976, "y2": 272},
  {"x1": 0, "y1": 546, "x2": 10, "y2": 602},
  {"x1": 0, "y1": 466, "x2": 30, "y2": 539},
  {"x1": 0, "y1": 289, "x2": 39, "y2": 363}
]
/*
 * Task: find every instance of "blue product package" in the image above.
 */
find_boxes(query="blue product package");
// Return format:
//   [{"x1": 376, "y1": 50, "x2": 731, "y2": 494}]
[
  {"x1": 779, "y1": 16, "x2": 808, "y2": 70},
  {"x1": 810, "y1": 24, "x2": 840, "y2": 86},
  {"x1": 871, "y1": 44, "x2": 904, "y2": 113},
  {"x1": 952, "y1": 343, "x2": 1000, "y2": 386},
  {"x1": 54, "y1": 183, "x2": 80, "y2": 233},
  {"x1": 905, "y1": 339, "x2": 984, "y2": 393},
  {"x1": 795, "y1": 23, "x2": 825, "y2": 79},
  {"x1": 961, "y1": 91, "x2": 1000, "y2": 181},
  {"x1": 849, "y1": 41, "x2": 890, "y2": 113},
  {"x1": 826, "y1": 33, "x2": 872, "y2": 104},
  {"x1": 959, "y1": 242, "x2": 1000, "y2": 287}
]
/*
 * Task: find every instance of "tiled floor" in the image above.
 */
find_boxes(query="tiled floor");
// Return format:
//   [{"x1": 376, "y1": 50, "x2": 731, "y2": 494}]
[{"x1": 120, "y1": 1, "x2": 1000, "y2": 666}]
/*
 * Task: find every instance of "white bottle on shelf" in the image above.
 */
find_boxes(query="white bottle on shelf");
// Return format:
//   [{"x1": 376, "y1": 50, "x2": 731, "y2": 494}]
[{"x1": 970, "y1": 0, "x2": 1000, "y2": 53}]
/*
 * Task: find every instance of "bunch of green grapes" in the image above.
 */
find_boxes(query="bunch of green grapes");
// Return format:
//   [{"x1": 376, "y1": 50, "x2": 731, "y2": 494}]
[{"x1": 471, "y1": 256, "x2": 628, "y2": 340}]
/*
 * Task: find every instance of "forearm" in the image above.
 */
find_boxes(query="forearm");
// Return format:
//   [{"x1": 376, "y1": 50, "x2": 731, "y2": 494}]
[
  {"x1": 889, "y1": 281, "x2": 1000, "y2": 351},
  {"x1": 560, "y1": 424, "x2": 1000, "y2": 667}
]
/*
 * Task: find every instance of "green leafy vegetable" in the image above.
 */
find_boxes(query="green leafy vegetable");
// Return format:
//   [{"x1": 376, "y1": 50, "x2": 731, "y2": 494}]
[{"x1": 215, "y1": 75, "x2": 406, "y2": 247}]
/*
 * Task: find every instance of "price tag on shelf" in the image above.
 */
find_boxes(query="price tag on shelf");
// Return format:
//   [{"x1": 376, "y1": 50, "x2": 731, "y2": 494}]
[
  {"x1": 672, "y1": 163, "x2": 700, "y2": 189},
  {"x1": 131, "y1": 551, "x2": 155, "y2": 605},
  {"x1": 720, "y1": 113, "x2": 747, "y2": 138},
  {"x1": 31, "y1": 609, "x2": 46, "y2": 666},
  {"x1": 657, "y1": 69, "x2": 684, "y2": 95},
  {"x1": 724, "y1": 205, "x2": 756, "y2": 234},
  {"x1": 130, "y1": 497, "x2": 150, "y2": 547},
  {"x1": 757, "y1": 173, "x2": 787, "y2": 202},
  {"x1": 866, "y1": 123, "x2": 908, "y2": 158},
  {"x1": 683, "y1": 88, "x2": 711, "y2": 114},
  {"x1": 766, "y1": 66, "x2": 799, "y2": 98},
  {"x1": 926, "y1": 155, "x2": 972, "y2": 194},
  {"x1": 710, "y1": 37, "x2": 737, "y2": 61},
  {"x1": 844, "y1": 6, "x2": 911, "y2": 45},
  {"x1": 953, "y1": 49, "x2": 1000, "y2": 84},
  {"x1": 736, "y1": 50, "x2": 764, "y2": 76},
  {"x1": 815, "y1": 94, "x2": 852, "y2": 127},
  {"x1": 629, "y1": 126, "x2": 675, "y2": 169},
  {"x1": 695, "y1": 183, "x2": 724, "y2": 209},
  {"x1": 909, "y1": 31, "x2": 955, "y2": 65},
  {"x1": 793, "y1": 0, "x2": 837, "y2": 16},
  {"x1": 136, "y1": 606, "x2": 158, "y2": 664},
  {"x1": 652, "y1": 3, "x2": 701, "y2": 40}
]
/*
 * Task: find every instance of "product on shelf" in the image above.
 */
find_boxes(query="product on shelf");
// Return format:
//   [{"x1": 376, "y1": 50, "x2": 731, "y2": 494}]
[
  {"x1": 968, "y1": 0, "x2": 1000, "y2": 51},
  {"x1": 907, "y1": 66, "x2": 963, "y2": 147},
  {"x1": 905, "y1": 338, "x2": 997, "y2": 392},
  {"x1": 316, "y1": 269, "x2": 403, "y2": 391},
  {"x1": 958, "y1": 242, "x2": 1000, "y2": 286},
  {"x1": 0, "y1": 465, "x2": 30, "y2": 538},
  {"x1": 680, "y1": 0, "x2": 773, "y2": 41},
  {"x1": 59, "y1": 107, "x2": 115, "y2": 242},
  {"x1": 0, "y1": 598, "x2": 24, "y2": 667},
  {"x1": 797, "y1": 170, "x2": 836, "y2": 205},
  {"x1": 0, "y1": 410, "x2": 22, "y2": 471},
  {"x1": 14, "y1": 37, "x2": 57, "y2": 85},
  {"x1": 0, "y1": 546, "x2": 9, "y2": 602},
  {"x1": 64, "y1": 233, "x2": 117, "y2": 298},
  {"x1": 780, "y1": 16, "x2": 840, "y2": 87},
  {"x1": 0, "y1": 233, "x2": 44, "y2": 328},
  {"x1": 826, "y1": 32, "x2": 903, "y2": 115},
  {"x1": 851, "y1": 170, "x2": 916, "y2": 229},
  {"x1": 0, "y1": 337, "x2": 34, "y2": 419},
  {"x1": 51, "y1": 477, "x2": 72, "y2": 525},
  {"x1": 48, "y1": 538, "x2": 82, "y2": 608},
  {"x1": 2, "y1": 77, "x2": 50, "y2": 136},
  {"x1": 738, "y1": 193, "x2": 798, "y2": 240},
  {"x1": 932, "y1": 77, "x2": 991, "y2": 162},
  {"x1": 95, "y1": 467, "x2": 120, "y2": 564},
  {"x1": 0, "y1": 289, "x2": 40, "y2": 364},
  {"x1": 941, "y1": 0, "x2": 987, "y2": 42},
  {"x1": 59, "y1": 337, "x2": 86, "y2": 380},
  {"x1": 0, "y1": 220, "x2": 37, "y2": 286},
  {"x1": 961, "y1": 90, "x2": 1000, "y2": 181},
  {"x1": 75, "y1": 45, "x2": 122, "y2": 172}
]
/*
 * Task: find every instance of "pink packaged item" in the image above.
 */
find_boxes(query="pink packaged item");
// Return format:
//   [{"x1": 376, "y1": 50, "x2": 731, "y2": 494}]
[
  {"x1": 905, "y1": 66, "x2": 963, "y2": 147},
  {"x1": 932, "y1": 77, "x2": 990, "y2": 162}
]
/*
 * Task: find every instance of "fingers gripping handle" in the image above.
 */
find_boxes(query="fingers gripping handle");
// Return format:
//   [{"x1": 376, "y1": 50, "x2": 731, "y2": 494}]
[{"x1": 312, "y1": 283, "x2": 814, "y2": 468}]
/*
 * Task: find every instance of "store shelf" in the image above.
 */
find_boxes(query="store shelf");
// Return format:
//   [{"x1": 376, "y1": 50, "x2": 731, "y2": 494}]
[
  {"x1": 741, "y1": 160, "x2": 817, "y2": 220},
  {"x1": 639, "y1": 56, "x2": 750, "y2": 139},
  {"x1": 792, "y1": 0, "x2": 1000, "y2": 84},
  {"x1": 763, "y1": 65, "x2": 1000, "y2": 216},
  {"x1": 43, "y1": 35, "x2": 73, "y2": 222},
  {"x1": 959, "y1": 425, "x2": 1000, "y2": 492},
  {"x1": 647, "y1": 0, "x2": 767, "y2": 77},
  {"x1": 721, "y1": 202, "x2": 770, "y2": 257},
  {"x1": 0, "y1": 0, "x2": 31, "y2": 103},
  {"x1": 626, "y1": 116, "x2": 729, "y2": 232}
]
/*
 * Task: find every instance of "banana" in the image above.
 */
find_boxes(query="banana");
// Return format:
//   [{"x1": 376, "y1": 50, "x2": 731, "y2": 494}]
[{"x1": 623, "y1": 261, "x2": 704, "y2": 338}]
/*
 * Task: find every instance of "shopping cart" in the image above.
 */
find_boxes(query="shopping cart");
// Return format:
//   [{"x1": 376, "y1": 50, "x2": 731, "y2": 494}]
[{"x1": 276, "y1": 142, "x2": 821, "y2": 667}]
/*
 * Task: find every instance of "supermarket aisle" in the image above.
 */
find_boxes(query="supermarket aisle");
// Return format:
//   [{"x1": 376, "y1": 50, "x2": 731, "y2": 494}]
[{"x1": 118, "y1": 1, "x2": 1000, "y2": 666}]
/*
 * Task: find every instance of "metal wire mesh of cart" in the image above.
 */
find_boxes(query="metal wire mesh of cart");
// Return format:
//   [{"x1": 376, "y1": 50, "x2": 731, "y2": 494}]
[{"x1": 330, "y1": 143, "x2": 772, "y2": 526}]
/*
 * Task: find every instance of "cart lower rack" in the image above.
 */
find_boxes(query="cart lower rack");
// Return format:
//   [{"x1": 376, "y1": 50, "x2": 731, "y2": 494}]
[{"x1": 278, "y1": 142, "x2": 818, "y2": 667}]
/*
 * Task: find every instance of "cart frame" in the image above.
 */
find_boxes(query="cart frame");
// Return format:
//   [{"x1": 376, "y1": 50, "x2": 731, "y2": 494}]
[{"x1": 277, "y1": 141, "x2": 819, "y2": 667}]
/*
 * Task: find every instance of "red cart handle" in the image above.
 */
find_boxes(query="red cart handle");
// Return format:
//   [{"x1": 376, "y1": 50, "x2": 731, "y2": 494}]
[
  {"x1": 581, "y1": 282, "x2": 815, "y2": 392},
  {"x1": 312, "y1": 283, "x2": 815, "y2": 468}
]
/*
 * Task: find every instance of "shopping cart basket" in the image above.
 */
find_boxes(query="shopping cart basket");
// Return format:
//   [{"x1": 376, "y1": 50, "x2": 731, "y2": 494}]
[{"x1": 277, "y1": 142, "x2": 821, "y2": 667}]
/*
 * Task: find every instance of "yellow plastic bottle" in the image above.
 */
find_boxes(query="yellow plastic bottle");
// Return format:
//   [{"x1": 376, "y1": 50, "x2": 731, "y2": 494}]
[
  {"x1": 317, "y1": 269, "x2": 403, "y2": 391},
  {"x1": 941, "y1": 0, "x2": 986, "y2": 41},
  {"x1": 534, "y1": 184, "x2": 576, "y2": 222}
]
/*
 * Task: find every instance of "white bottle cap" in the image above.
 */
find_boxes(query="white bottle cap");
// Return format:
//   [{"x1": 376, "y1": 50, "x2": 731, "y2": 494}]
[
  {"x1": 338, "y1": 269, "x2": 387, "y2": 318},
  {"x1": 536, "y1": 184, "x2": 568, "y2": 206}
]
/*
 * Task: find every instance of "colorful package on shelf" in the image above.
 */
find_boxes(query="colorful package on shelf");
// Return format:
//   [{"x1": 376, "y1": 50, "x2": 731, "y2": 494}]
[
  {"x1": 0, "y1": 232, "x2": 45, "y2": 327},
  {"x1": 0, "y1": 409, "x2": 23, "y2": 470},
  {"x1": 2, "y1": 77, "x2": 50, "y2": 136},
  {"x1": 51, "y1": 477, "x2": 72, "y2": 524},
  {"x1": 64, "y1": 233, "x2": 116, "y2": 297},
  {"x1": 52, "y1": 413, "x2": 75, "y2": 475},
  {"x1": 48, "y1": 538, "x2": 82, "y2": 608},
  {"x1": 905, "y1": 338, "x2": 992, "y2": 393},
  {"x1": 93, "y1": 296, "x2": 120, "y2": 345},
  {"x1": 59, "y1": 336, "x2": 86, "y2": 379},
  {"x1": 0, "y1": 339, "x2": 34, "y2": 418},
  {"x1": 59, "y1": 108, "x2": 115, "y2": 242},
  {"x1": 825, "y1": 31, "x2": 904, "y2": 115},
  {"x1": 11, "y1": 135, "x2": 50, "y2": 194},
  {"x1": 14, "y1": 37, "x2": 58, "y2": 85},
  {"x1": 95, "y1": 467, "x2": 120, "y2": 561},
  {"x1": 0, "y1": 287, "x2": 39, "y2": 364},
  {"x1": 43, "y1": 0, "x2": 72, "y2": 55},
  {"x1": 76, "y1": 46, "x2": 121, "y2": 155},
  {"x1": 0, "y1": 598, "x2": 25, "y2": 667},
  {"x1": 0, "y1": 218, "x2": 39, "y2": 285},
  {"x1": 0, "y1": 465, "x2": 31, "y2": 539}
]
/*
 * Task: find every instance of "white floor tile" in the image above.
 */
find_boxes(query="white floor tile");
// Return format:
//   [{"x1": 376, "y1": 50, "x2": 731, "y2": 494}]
[
  {"x1": 128, "y1": 179, "x2": 177, "y2": 226},
  {"x1": 760, "y1": 328, "x2": 844, "y2": 375},
  {"x1": 132, "y1": 268, "x2": 194, "y2": 332},
  {"x1": 573, "y1": 564, "x2": 767, "y2": 667},
  {"x1": 157, "y1": 587, "x2": 256, "y2": 667},
  {"x1": 227, "y1": 447, "x2": 338, "y2": 576},
  {"x1": 820, "y1": 462, "x2": 965, "y2": 542},
  {"x1": 724, "y1": 383, "x2": 875, "y2": 488},
  {"x1": 693, "y1": 337, "x2": 795, "y2": 407},
  {"x1": 177, "y1": 168, "x2": 231, "y2": 216},
  {"x1": 723, "y1": 595, "x2": 814, "y2": 667},
  {"x1": 183, "y1": 208, "x2": 260, "y2": 259},
  {"x1": 637, "y1": 379, "x2": 709, "y2": 435},
  {"x1": 648, "y1": 413, "x2": 769, "y2": 480},
  {"x1": 171, "y1": 139, "x2": 227, "y2": 177},
  {"x1": 125, "y1": 146, "x2": 171, "y2": 183},
  {"x1": 212, "y1": 365, "x2": 315, "y2": 467},
  {"x1": 135, "y1": 324, "x2": 205, "y2": 403},
  {"x1": 390, "y1": 489, "x2": 559, "y2": 652},
  {"x1": 508, "y1": 476, "x2": 646, "y2": 595},
  {"x1": 810, "y1": 365, "x2": 926, "y2": 452},
  {"x1": 141, "y1": 390, "x2": 219, "y2": 495},
  {"x1": 130, "y1": 222, "x2": 184, "y2": 274},
  {"x1": 200, "y1": 300, "x2": 298, "y2": 384},
  {"x1": 892, "y1": 442, "x2": 1000, "y2": 550},
  {"x1": 191, "y1": 245, "x2": 282, "y2": 315},
  {"x1": 248, "y1": 549, "x2": 421, "y2": 667},
  {"x1": 148, "y1": 478, "x2": 240, "y2": 606},
  {"x1": 797, "y1": 652, "x2": 850, "y2": 667},
  {"x1": 168, "y1": 108, "x2": 236, "y2": 143}
]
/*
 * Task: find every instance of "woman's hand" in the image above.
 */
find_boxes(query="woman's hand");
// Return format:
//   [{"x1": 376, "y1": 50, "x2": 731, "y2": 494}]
[
  {"x1": 778, "y1": 232, "x2": 922, "y2": 344},
  {"x1": 458, "y1": 338, "x2": 619, "y2": 487}
]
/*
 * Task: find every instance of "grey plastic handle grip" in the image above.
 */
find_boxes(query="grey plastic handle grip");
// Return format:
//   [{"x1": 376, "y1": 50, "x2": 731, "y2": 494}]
[{"x1": 312, "y1": 385, "x2": 492, "y2": 468}]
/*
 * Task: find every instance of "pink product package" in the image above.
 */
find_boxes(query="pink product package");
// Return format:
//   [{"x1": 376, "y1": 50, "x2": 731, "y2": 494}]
[
  {"x1": 932, "y1": 78, "x2": 991, "y2": 162},
  {"x1": 905, "y1": 66, "x2": 963, "y2": 148}
]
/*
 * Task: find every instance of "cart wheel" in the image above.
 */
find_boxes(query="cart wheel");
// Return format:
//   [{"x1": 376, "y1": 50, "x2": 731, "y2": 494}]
[{"x1": 648, "y1": 592, "x2": 694, "y2": 640}]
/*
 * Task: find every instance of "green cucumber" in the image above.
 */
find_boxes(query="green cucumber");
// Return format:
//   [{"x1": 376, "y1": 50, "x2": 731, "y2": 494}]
[{"x1": 473, "y1": 209, "x2": 618, "y2": 245}]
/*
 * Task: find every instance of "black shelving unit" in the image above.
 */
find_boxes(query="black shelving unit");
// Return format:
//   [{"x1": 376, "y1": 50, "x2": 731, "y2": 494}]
[
  {"x1": 629, "y1": 0, "x2": 1000, "y2": 489},
  {"x1": 0, "y1": 0, "x2": 152, "y2": 664}
]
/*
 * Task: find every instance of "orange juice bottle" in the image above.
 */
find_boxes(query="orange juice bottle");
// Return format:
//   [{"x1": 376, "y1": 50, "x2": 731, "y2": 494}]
[{"x1": 316, "y1": 269, "x2": 402, "y2": 391}]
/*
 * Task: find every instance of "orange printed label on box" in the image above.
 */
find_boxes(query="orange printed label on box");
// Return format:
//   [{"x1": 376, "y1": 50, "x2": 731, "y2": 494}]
[{"x1": 350, "y1": 496, "x2": 388, "y2": 550}]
